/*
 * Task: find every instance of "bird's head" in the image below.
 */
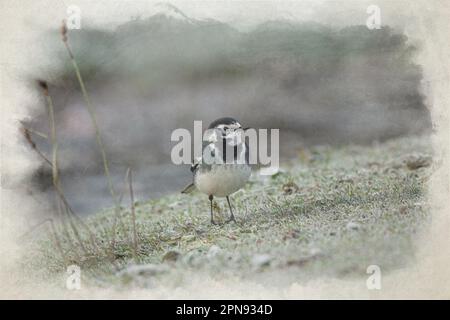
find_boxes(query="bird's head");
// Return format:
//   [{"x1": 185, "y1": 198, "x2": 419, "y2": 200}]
[{"x1": 206, "y1": 117, "x2": 244, "y2": 146}]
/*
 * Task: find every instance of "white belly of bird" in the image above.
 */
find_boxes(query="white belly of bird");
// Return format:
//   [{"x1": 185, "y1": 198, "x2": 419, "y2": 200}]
[{"x1": 194, "y1": 164, "x2": 251, "y2": 197}]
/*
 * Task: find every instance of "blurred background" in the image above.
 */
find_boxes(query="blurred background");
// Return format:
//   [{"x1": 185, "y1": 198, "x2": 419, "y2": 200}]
[{"x1": 22, "y1": 3, "x2": 431, "y2": 215}]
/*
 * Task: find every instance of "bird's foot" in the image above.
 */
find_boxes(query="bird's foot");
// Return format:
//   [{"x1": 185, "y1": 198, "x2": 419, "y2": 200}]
[{"x1": 225, "y1": 215, "x2": 236, "y2": 224}]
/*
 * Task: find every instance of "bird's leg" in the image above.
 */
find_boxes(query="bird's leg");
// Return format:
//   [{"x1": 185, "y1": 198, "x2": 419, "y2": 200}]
[
  {"x1": 209, "y1": 195, "x2": 217, "y2": 225},
  {"x1": 225, "y1": 196, "x2": 236, "y2": 223}
]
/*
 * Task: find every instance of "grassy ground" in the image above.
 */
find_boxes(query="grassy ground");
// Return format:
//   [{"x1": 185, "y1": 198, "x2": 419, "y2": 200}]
[{"x1": 25, "y1": 135, "x2": 432, "y2": 289}]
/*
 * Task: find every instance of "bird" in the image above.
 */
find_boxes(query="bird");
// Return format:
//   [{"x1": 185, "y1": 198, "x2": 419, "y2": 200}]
[{"x1": 182, "y1": 117, "x2": 251, "y2": 225}]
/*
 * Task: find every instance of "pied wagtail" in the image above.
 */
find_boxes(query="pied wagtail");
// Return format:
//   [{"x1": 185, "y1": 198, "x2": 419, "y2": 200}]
[{"x1": 182, "y1": 117, "x2": 251, "y2": 225}]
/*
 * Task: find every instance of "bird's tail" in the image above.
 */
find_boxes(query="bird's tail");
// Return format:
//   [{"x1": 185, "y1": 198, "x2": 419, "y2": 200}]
[{"x1": 181, "y1": 183, "x2": 196, "y2": 194}]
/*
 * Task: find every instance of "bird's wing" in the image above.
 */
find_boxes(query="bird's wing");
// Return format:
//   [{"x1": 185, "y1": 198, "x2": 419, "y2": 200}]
[
  {"x1": 182, "y1": 139, "x2": 220, "y2": 194},
  {"x1": 181, "y1": 182, "x2": 196, "y2": 194},
  {"x1": 182, "y1": 155, "x2": 201, "y2": 194},
  {"x1": 190, "y1": 162, "x2": 199, "y2": 173}
]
